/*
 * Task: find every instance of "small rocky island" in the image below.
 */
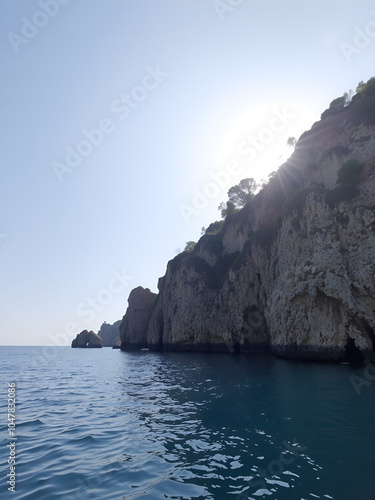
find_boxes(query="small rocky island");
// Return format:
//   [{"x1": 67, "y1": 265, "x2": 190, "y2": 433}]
[{"x1": 71, "y1": 330, "x2": 103, "y2": 348}]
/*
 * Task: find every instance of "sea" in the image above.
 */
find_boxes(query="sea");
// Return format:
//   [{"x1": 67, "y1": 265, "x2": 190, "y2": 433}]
[{"x1": 0, "y1": 346, "x2": 375, "y2": 500}]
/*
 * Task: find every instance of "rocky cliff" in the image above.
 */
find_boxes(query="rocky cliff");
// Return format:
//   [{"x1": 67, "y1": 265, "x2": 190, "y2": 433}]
[
  {"x1": 120, "y1": 287, "x2": 157, "y2": 350},
  {"x1": 97, "y1": 320, "x2": 121, "y2": 347},
  {"x1": 72, "y1": 330, "x2": 103, "y2": 348},
  {"x1": 121, "y1": 83, "x2": 375, "y2": 362}
]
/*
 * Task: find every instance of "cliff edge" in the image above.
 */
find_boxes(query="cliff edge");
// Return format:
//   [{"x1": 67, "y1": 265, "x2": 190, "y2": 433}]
[
  {"x1": 120, "y1": 286, "x2": 157, "y2": 350},
  {"x1": 121, "y1": 81, "x2": 375, "y2": 361},
  {"x1": 97, "y1": 320, "x2": 121, "y2": 347}
]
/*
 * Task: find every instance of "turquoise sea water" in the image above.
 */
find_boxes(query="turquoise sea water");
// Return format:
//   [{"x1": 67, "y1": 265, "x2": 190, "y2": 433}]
[{"x1": 0, "y1": 346, "x2": 374, "y2": 499}]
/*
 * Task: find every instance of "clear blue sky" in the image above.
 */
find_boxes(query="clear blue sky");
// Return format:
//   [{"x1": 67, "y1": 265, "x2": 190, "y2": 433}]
[{"x1": 1, "y1": 0, "x2": 374, "y2": 345}]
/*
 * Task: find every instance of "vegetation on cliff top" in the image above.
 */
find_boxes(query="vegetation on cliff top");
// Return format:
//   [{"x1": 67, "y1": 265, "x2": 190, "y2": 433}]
[
  {"x1": 169, "y1": 77, "x2": 373, "y2": 288},
  {"x1": 321, "y1": 77, "x2": 375, "y2": 125}
]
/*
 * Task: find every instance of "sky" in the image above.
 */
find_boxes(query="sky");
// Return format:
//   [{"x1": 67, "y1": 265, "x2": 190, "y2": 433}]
[{"x1": 1, "y1": 0, "x2": 374, "y2": 346}]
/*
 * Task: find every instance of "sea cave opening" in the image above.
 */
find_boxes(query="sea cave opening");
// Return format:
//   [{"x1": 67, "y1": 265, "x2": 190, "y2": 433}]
[{"x1": 344, "y1": 337, "x2": 365, "y2": 363}]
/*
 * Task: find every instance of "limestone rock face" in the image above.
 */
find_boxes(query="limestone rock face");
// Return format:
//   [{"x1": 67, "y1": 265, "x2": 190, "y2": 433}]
[
  {"x1": 120, "y1": 287, "x2": 157, "y2": 350},
  {"x1": 71, "y1": 330, "x2": 103, "y2": 348},
  {"x1": 97, "y1": 320, "x2": 121, "y2": 347},
  {"x1": 125, "y1": 111, "x2": 375, "y2": 361}
]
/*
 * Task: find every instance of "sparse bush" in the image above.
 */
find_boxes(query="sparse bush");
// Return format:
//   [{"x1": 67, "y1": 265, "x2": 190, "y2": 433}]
[
  {"x1": 337, "y1": 159, "x2": 363, "y2": 185},
  {"x1": 350, "y1": 77, "x2": 375, "y2": 124},
  {"x1": 321, "y1": 95, "x2": 347, "y2": 120},
  {"x1": 321, "y1": 145, "x2": 350, "y2": 161},
  {"x1": 325, "y1": 184, "x2": 359, "y2": 207},
  {"x1": 195, "y1": 232, "x2": 223, "y2": 256},
  {"x1": 218, "y1": 200, "x2": 238, "y2": 219},
  {"x1": 205, "y1": 220, "x2": 224, "y2": 235},
  {"x1": 329, "y1": 95, "x2": 347, "y2": 113},
  {"x1": 335, "y1": 213, "x2": 350, "y2": 225},
  {"x1": 184, "y1": 241, "x2": 196, "y2": 252}
]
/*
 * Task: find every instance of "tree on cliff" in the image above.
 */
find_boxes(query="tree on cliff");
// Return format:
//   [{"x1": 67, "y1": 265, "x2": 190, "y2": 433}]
[
  {"x1": 229, "y1": 178, "x2": 259, "y2": 207},
  {"x1": 228, "y1": 177, "x2": 259, "y2": 208},
  {"x1": 218, "y1": 200, "x2": 237, "y2": 219},
  {"x1": 184, "y1": 241, "x2": 196, "y2": 252},
  {"x1": 219, "y1": 178, "x2": 259, "y2": 218}
]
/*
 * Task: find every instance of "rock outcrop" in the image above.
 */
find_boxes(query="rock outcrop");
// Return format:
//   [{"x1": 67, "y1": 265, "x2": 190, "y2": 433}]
[
  {"x1": 97, "y1": 320, "x2": 121, "y2": 347},
  {"x1": 71, "y1": 330, "x2": 103, "y2": 348},
  {"x1": 120, "y1": 287, "x2": 157, "y2": 350},
  {"x1": 121, "y1": 84, "x2": 375, "y2": 362}
]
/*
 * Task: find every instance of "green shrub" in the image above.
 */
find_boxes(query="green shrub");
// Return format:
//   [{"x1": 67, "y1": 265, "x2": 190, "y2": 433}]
[
  {"x1": 189, "y1": 255, "x2": 212, "y2": 276},
  {"x1": 337, "y1": 159, "x2": 363, "y2": 185},
  {"x1": 334, "y1": 213, "x2": 349, "y2": 225},
  {"x1": 350, "y1": 77, "x2": 375, "y2": 124},
  {"x1": 321, "y1": 95, "x2": 347, "y2": 120},
  {"x1": 205, "y1": 220, "x2": 224, "y2": 235},
  {"x1": 195, "y1": 232, "x2": 223, "y2": 255},
  {"x1": 184, "y1": 241, "x2": 196, "y2": 252},
  {"x1": 321, "y1": 145, "x2": 350, "y2": 160},
  {"x1": 325, "y1": 185, "x2": 359, "y2": 207}
]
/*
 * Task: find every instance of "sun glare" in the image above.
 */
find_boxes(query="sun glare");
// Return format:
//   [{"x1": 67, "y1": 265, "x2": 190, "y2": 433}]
[{"x1": 214, "y1": 102, "x2": 318, "y2": 183}]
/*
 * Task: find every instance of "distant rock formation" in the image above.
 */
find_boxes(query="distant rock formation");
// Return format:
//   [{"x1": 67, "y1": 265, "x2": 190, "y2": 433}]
[
  {"x1": 120, "y1": 286, "x2": 157, "y2": 350},
  {"x1": 71, "y1": 330, "x2": 103, "y2": 348},
  {"x1": 97, "y1": 320, "x2": 121, "y2": 347}
]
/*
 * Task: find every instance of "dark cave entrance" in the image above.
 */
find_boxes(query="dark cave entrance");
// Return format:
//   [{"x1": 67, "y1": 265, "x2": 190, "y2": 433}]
[
  {"x1": 344, "y1": 337, "x2": 365, "y2": 363},
  {"x1": 233, "y1": 342, "x2": 241, "y2": 354}
]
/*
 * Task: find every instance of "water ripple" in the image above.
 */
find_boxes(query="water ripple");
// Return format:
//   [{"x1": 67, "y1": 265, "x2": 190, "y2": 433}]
[{"x1": 0, "y1": 348, "x2": 374, "y2": 499}]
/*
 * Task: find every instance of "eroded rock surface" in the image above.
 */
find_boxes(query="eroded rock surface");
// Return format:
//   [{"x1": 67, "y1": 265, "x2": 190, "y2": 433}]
[
  {"x1": 120, "y1": 287, "x2": 157, "y2": 350},
  {"x1": 71, "y1": 330, "x2": 103, "y2": 348},
  {"x1": 123, "y1": 110, "x2": 375, "y2": 361}
]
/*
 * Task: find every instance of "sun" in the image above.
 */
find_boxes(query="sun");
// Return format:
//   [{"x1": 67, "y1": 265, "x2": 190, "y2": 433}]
[{"x1": 213, "y1": 102, "x2": 318, "y2": 183}]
